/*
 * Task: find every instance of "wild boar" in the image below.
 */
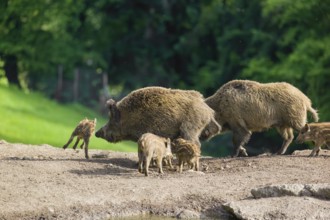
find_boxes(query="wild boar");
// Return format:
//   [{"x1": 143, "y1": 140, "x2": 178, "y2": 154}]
[
  {"x1": 95, "y1": 86, "x2": 221, "y2": 146},
  {"x1": 137, "y1": 133, "x2": 172, "y2": 176},
  {"x1": 63, "y1": 118, "x2": 97, "y2": 159},
  {"x1": 172, "y1": 138, "x2": 201, "y2": 173},
  {"x1": 205, "y1": 80, "x2": 319, "y2": 157},
  {"x1": 295, "y1": 123, "x2": 330, "y2": 156}
]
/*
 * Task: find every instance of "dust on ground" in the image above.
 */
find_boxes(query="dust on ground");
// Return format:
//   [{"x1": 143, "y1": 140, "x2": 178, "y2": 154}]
[{"x1": 0, "y1": 140, "x2": 329, "y2": 219}]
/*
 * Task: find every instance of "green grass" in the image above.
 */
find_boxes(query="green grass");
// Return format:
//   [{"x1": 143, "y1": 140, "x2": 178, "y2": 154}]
[{"x1": 0, "y1": 85, "x2": 136, "y2": 152}]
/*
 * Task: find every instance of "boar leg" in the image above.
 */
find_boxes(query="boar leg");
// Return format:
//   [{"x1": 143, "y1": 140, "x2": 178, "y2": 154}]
[
  {"x1": 63, "y1": 135, "x2": 75, "y2": 149},
  {"x1": 326, "y1": 142, "x2": 330, "y2": 149},
  {"x1": 195, "y1": 158, "x2": 200, "y2": 171},
  {"x1": 178, "y1": 158, "x2": 184, "y2": 173},
  {"x1": 83, "y1": 137, "x2": 89, "y2": 159},
  {"x1": 309, "y1": 147, "x2": 320, "y2": 157},
  {"x1": 138, "y1": 153, "x2": 144, "y2": 173},
  {"x1": 232, "y1": 127, "x2": 251, "y2": 157},
  {"x1": 72, "y1": 137, "x2": 81, "y2": 150},
  {"x1": 138, "y1": 160, "x2": 143, "y2": 173},
  {"x1": 79, "y1": 141, "x2": 84, "y2": 149},
  {"x1": 276, "y1": 127, "x2": 294, "y2": 155},
  {"x1": 170, "y1": 158, "x2": 174, "y2": 169},
  {"x1": 309, "y1": 141, "x2": 322, "y2": 157},
  {"x1": 157, "y1": 156, "x2": 164, "y2": 174},
  {"x1": 163, "y1": 157, "x2": 171, "y2": 167},
  {"x1": 166, "y1": 157, "x2": 173, "y2": 169},
  {"x1": 145, "y1": 156, "x2": 152, "y2": 176},
  {"x1": 151, "y1": 157, "x2": 157, "y2": 167}
]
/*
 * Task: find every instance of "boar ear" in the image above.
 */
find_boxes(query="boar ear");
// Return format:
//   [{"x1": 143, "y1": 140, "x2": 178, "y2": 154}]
[
  {"x1": 302, "y1": 124, "x2": 310, "y2": 133},
  {"x1": 106, "y1": 99, "x2": 120, "y2": 122},
  {"x1": 106, "y1": 99, "x2": 116, "y2": 109}
]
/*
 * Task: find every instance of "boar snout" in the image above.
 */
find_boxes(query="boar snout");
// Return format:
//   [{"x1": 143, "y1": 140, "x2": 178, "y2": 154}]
[
  {"x1": 95, "y1": 128, "x2": 104, "y2": 138},
  {"x1": 295, "y1": 136, "x2": 304, "y2": 144},
  {"x1": 95, "y1": 126, "x2": 118, "y2": 142}
]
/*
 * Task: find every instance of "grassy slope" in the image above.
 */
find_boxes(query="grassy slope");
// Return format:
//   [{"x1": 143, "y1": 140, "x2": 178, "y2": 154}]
[{"x1": 0, "y1": 85, "x2": 136, "y2": 152}]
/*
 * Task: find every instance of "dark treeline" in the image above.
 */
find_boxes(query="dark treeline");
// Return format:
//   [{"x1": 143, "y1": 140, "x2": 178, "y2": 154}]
[{"x1": 1, "y1": 0, "x2": 329, "y2": 155}]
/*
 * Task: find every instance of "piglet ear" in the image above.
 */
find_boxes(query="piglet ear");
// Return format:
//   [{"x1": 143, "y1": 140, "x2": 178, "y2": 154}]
[
  {"x1": 302, "y1": 123, "x2": 309, "y2": 133},
  {"x1": 106, "y1": 99, "x2": 120, "y2": 123}
]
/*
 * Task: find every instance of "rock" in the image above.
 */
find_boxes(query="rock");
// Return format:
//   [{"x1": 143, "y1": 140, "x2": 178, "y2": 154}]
[
  {"x1": 224, "y1": 184, "x2": 330, "y2": 219},
  {"x1": 48, "y1": 207, "x2": 55, "y2": 213},
  {"x1": 91, "y1": 153, "x2": 109, "y2": 158},
  {"x1": 223, "y1": 197, "x2": 330, "y2": 220},
  {"x1": 186, "y1": 170, "x2": 205, "y2": 175},
  {"x1": 176, "y1": 209, "x2": 201, "y2": 219},
  {"x1": 202, "y1": 163, "x2": 209, "y2": 171},
  {"x1": 304, "y1": 184, "x2": 330, "y2": 200},
  {"x1": 251, "y1": 184, "x2": 306, "y2": 198},
  {"x1": 251, "y1": 184, "x2": 330, "y2": 200}
]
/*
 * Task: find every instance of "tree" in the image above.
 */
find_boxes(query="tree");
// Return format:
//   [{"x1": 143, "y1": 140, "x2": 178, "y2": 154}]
[{"x1": 0, "y1": 0, "x2": 85, "y2": 89}]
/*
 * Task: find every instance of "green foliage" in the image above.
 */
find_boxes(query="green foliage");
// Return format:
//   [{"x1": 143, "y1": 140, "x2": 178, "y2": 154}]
[
  {"x1": 0, "y1": 84, "x2": 136, "y2": 152},
  {"x1": 241, "y1": 0, "x2": 330, "y2": 121},
  {"x1": 1, "y1": 0, "x2": 330, "y2": 156}
]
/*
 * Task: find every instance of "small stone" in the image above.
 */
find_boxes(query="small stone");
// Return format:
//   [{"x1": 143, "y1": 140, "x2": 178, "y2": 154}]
[
  {"x1": 48, "y1": 207, "x2": 55, "y2": 213},
  {"x1": 92, "y1": 153, "x2": 109, "y2": 158},
  {"x1": 177, "y1": 209, "x2": 201, "y2": 219}
]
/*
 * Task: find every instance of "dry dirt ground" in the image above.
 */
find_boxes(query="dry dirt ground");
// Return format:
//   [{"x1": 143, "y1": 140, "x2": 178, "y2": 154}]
[{"x1": 0, "y1": 139, "x2": 329, "y2": 220}]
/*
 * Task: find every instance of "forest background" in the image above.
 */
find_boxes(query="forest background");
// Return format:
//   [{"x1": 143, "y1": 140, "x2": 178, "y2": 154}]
[{"x1": 1, "y1": 0, "x2": 329, "y2": 156}]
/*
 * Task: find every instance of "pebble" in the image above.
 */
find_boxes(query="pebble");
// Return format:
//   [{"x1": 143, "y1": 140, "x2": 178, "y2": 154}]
[{"x1": 177, "y1": 209, "x2": 201, "y2": 219}]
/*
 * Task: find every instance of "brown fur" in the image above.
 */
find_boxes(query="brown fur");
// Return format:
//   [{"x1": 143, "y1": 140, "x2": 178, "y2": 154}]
[
  {"x1": 151, "y1": 155, "x2": 173, "y2": 168},
  {"x1": 63, "y1": 118, "x2": 97, "y2": 159},
  {"x1": 205, "y1": 80, "x2": 319, "y2": 156},
  {"x1": 137, "y1": 133, "x2": 172, "y2": 176},
  {"x1": 96, "y1": 87, "x2": 221, "y2": 146},
  {"x1": 172, "y1": 138, "x2": 201, "y2": 173},
  {"x1": 296, "y1": 123, "x2": 330, "y2": 156}
]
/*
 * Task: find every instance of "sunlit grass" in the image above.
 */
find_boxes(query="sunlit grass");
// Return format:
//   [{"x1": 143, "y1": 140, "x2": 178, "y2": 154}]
[{"x1": 0, "y1": 85, "x2": 136, "y2": 152}]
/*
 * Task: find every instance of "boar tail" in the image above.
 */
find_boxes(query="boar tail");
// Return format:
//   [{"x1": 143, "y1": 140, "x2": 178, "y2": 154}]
[{"x1": 308, "y1": 106, "x2": 319, "y2": 122}]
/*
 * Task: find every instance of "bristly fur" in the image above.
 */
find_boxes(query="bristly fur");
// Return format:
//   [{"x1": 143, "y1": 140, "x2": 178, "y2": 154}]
[
  {"x1": 172, "y1": 138, "x2": 201, "y2": 173},
  {"x1": 205, "y1": 80, "x2": 319, "y2": 156},
  {"x1": 296, "y1": 122, "x2": 330, "y2": 156},
  {"x1": 96, "y1": 86, "x2": 221, "y2": 146},
  {"x1": 63, "y1": 118, "x2": 96, "y2": 159},
  {"x1": 137, "y1": 133, "x2": 172, "y2": 176}
]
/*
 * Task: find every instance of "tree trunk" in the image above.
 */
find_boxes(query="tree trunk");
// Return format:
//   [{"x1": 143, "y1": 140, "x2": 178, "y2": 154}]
[
  {"x1": 55, "y1": 65, "x2": 63, "y2": 101},
  {"x1": 73, "y1": 68, "x2": 80, "y2": 102},
  {"x1": 3, "y1": 54, "x2": 21, "y2": 88}
]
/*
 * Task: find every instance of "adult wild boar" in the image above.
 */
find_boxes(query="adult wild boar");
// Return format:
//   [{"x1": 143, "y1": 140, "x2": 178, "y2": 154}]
[
  {"x1": 95, "y1": 87, "x2": 221, "y2": 146},
  {"x1": 205, "y1": 80, "x2": 319, "y2": 156}
]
